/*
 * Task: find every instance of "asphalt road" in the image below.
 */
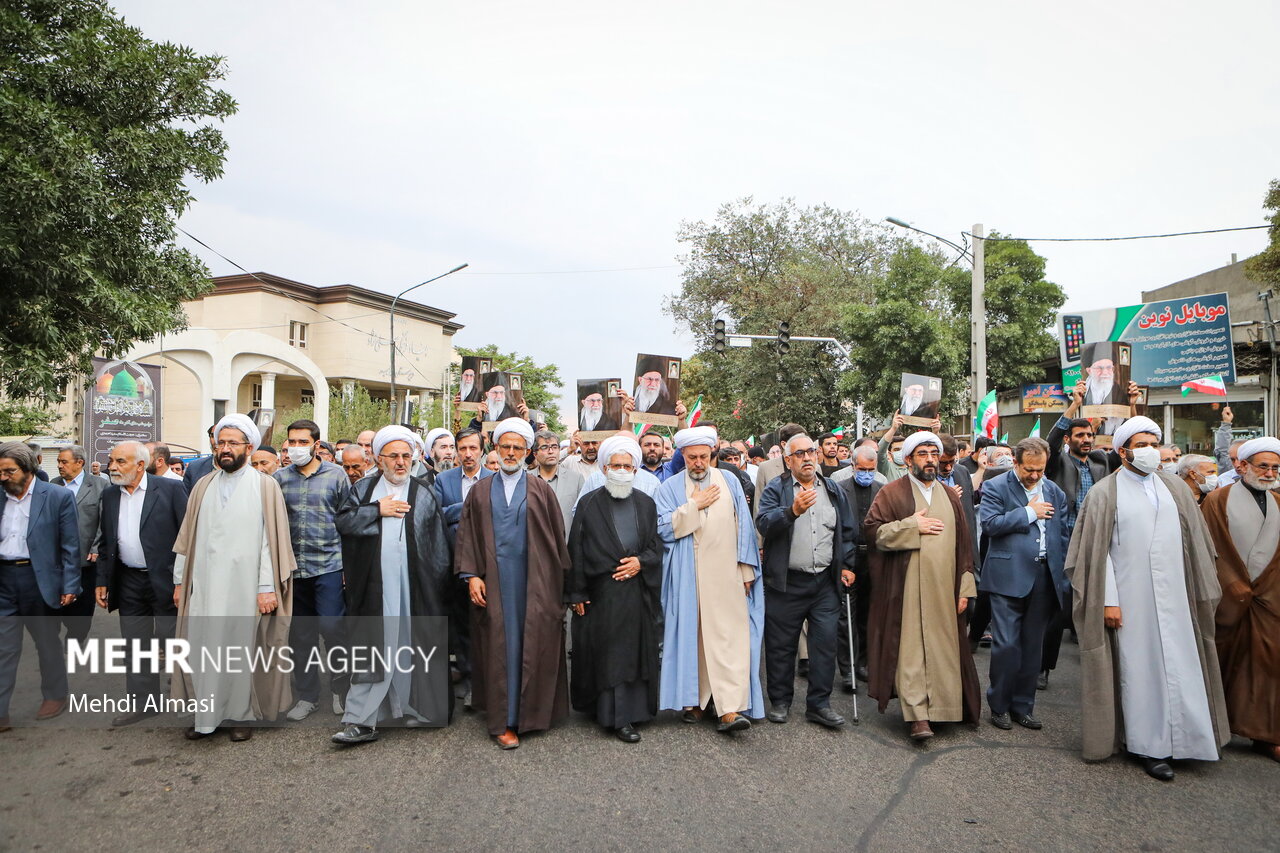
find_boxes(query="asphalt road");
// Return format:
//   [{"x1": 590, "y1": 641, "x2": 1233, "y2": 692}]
[{"x1": 1, "y1": 631, "x2": 1275, "y2": 853}]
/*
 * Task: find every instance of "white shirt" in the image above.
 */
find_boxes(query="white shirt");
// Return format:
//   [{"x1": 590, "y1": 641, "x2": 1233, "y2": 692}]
[
  {"x1": 217, "y1": 463, "x2": 251, "y2": 507},
  {"x1": 64, "y1": 469, "x2": 85, "y2": 498},
  {"x1": 1020, "y1": 480, "x2": 1047, "y2": 558},
  {"x1": 460, "y1": 468, "x2": 481, "y2": 501},
  {"x1": 162, "y1": 468, "x2": 182, "y2": 481},
  {"x1": 117, "y1": 474, "x2": 148, "y2": 569},
  {"x1": 1, "y1": 479, "x2": 35, "y2": 559},
  {"x1": 907, "y1": 473, "x2": 935, "y2": 506},
  {"x1": 499, "y1": 468, "x2": 523, "y2": 503},
  {"x1": 1118, "y1": 466, "x2": 1159, "y2": 508}
]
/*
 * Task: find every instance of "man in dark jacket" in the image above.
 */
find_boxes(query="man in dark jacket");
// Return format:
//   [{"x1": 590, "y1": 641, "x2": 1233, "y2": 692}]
[
  {"x1": 756, "y1": 434, "x2": 856, "y2": 728},
  {"x1": 838, "y1": 443, "x2": 882, "y2": 687}
]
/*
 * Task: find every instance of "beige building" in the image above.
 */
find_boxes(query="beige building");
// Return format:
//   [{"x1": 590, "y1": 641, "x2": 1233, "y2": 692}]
[{"x1": 91, "y1": 272, "x2": 462, "y2": 453}]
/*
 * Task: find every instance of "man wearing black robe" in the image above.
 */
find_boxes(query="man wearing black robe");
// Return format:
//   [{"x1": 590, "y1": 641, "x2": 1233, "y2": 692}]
[{"x1": 566, "y1": 437, "x2": 664, "y2": 742}]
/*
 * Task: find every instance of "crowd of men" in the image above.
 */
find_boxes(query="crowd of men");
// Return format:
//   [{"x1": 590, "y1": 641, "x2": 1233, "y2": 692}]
[{"x1": 0, "y1": 377, "x2": 1277, "y2": 781}]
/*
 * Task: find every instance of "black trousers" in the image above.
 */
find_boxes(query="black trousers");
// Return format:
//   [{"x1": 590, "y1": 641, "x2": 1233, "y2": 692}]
[
  {"x1": 837, "y1": 571, "x2": 870, "y2": 677},
  {"x1": 0, "y1": 562, "x2": 67, "y2": 718},
  {"x1": 1039, "y1": 600, "x2": 1074, "y2": 672},
  {"x1": 765, "y1": 571, "x2": 839, "y2": 711},
  {"x1": 118, "y1": 566, "x2": 177, "y2": 706},
  {"x1": 60, "y1": 564, "x2": 97, "y2": 644},
  {"x1": 968, "y1": 591, "x2": 993, "y2": 644},
  {"x1": 449, "y1": 576, "x2": 471, "y2": 678}
]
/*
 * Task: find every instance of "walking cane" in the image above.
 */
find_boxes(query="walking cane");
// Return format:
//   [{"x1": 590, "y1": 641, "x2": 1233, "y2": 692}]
[{"x1": 845, "y1": 587, "x2": 859, "y2": 724}]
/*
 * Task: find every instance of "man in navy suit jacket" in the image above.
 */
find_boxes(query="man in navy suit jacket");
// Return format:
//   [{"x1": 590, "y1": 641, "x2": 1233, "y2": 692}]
[
  {"x1": 181, "y1": 424, "x2": 218, "y2": 494},
  {"x1": 433, "y1": 428, "x2": 494, "y2": 685},
  {"x1": 978, "y1": 437, "x2": 1071, "y2": 732},
  {"x1": 0, "y1": 442, "x2": 80, "y2": 729},
  {"x1": 94, "y1": 442, "x2": 189, "y2": 725}
]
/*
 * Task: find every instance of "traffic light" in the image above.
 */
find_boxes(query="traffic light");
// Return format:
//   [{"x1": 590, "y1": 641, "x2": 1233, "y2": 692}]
[
  {"x1": 713, "y1": 319, "x2": 726, "y2": 354},
  {"x1": 777, "y1": 321, "x2": 791, "y2": 355}
]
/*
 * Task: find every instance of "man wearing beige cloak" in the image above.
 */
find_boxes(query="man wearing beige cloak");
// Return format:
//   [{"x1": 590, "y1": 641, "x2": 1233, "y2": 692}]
[
  {"x1": 172, "y1": 414, "x2": 296, "y2": 742},
  {"x1": 656, "y1": 427, "x2": 764, "y2": 733},
  {"x1": 864, "y1": 431, "x2": 979, "y2": 741}
]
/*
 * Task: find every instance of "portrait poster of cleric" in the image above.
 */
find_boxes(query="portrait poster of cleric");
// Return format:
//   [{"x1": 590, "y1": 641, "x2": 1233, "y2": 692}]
[
  {"x1": 627, "y1": 353, "x2": 682, "y2": 428},
  {"x1": 898, "y1": 373, "x2": 942, "y2": 427},
  {"x1": 457, "y1": 356, "x2": 492, "y2": 411},
  {"x1": 480, "y1": 370, "x2": 523, "y2": 428},
  {"x1": 1080, "y1": 341, "x2": 1132, "y2": 435},
  {"x1": 577, "y1": 378, "x2": 623, "y2": 440}
]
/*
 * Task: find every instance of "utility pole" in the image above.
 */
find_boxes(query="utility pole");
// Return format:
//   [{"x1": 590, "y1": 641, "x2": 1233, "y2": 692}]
[
  {"x1": 388, "y1": 263, "x2": 468, "y2": 422},
  {"x1": 971, "y1": 223, "x2": 986, "y2": 424}
]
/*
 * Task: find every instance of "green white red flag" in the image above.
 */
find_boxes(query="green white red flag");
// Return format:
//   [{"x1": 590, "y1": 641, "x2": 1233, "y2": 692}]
[
  {"x1": 974, "y1": 389, "x2": 998, "y2": 439},
  {"x1": 1181, "y1": 375, "x2": 1227, "y2": 397},
  {"x1": 687, "y1": 395, "x2": 703, "y2": 427}
]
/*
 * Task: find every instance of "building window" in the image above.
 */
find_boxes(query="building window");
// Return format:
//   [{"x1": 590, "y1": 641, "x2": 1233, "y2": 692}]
[
  {"x1": 251, "y1": 383, "x2": 262, "y2": 408},
  {"x1": 300, "y1": 388, "x2": 315, "y2": 406},
  {"x1": 289, "y1": 321, "x2": 308, "y2": 348}
]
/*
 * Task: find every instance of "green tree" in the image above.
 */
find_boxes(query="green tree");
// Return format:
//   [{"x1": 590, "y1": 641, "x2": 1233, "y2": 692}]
[
  {"x1": 0, "y1": 401, "x2": 63, "y2": 436},
  {"x1": 455, "y1": 345, "x2": 567, "y2": 434},
  {"x1": 669, "y1": 198, "x2": 898, "y2": 437},
  {"x1": 1245, "y1": 179, "x2": 1280, "y2": 287},
  {"x1": 1, "y1": 0, "x2": 236, "y2": 401}
]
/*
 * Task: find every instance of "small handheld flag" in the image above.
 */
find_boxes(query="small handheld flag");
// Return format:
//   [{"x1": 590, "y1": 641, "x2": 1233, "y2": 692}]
[
  {"x1": 1181, "y1": 375, "x2": 1227, "y2": 397},
  {"x1": 1029, "y1": 417, "x2": 1041, "y2": 439},
  {"x1": 975, "y1": 390, "x2": 998, "y2": 439},
  {"x1": 687, "y1": 395, "x2": 704, "y2": 427}
]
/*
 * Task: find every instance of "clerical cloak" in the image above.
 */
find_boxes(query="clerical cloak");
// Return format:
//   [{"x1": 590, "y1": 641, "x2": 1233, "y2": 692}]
[
  {"x1": 1201, "y1": 482, "x2": 1280, "y2": 745},
  {"x1": 337, "y1": 472, "x2": 452, "y2": 724},
  {"x1": 566, "y1": 488, "x2": 664, "y2": 716},
  {"x1": 454, "y1": 473, "x2": 571, "y2": 736},
  {"x1": 1064, "y1": 469, "x2": 1229, "y2": 761},
  {"x1": 863, "y1": 476, "x2": 980, "y2": 722}
]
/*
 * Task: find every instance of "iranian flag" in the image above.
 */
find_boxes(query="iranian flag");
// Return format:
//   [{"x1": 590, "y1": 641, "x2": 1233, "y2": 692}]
[
  {"x1": 1181, "y1": 375, "x2": 1227, "y2": 397},
  {"x1": 831, "y1": 426, "x2": 846, "y2": 438},
  {"x1": 687, "y1": 395, "x2": 704, "y2": 427},
  {"x1": 974, "y1": 389, "x2": 998, "y2": 439},
  {"x1": 633, "y1": 422, "x2": 650, "y2": 437},
  {"x1": 1029, "y1": 417, "x2": 1041, "y2": 439}
]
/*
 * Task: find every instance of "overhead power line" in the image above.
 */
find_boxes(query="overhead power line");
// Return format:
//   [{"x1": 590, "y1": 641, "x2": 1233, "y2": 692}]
[{"x1": 967, "y1": 224, "x2": 1270, "y2": 243}]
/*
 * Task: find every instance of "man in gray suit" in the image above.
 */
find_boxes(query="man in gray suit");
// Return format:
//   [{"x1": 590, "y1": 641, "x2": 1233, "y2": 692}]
[
  {"x1": 52, "y1": 445, "x2": 106, "y2": 644},
  {"x1": 0, "y1": 442, "x2": 80, "y2": 730}
]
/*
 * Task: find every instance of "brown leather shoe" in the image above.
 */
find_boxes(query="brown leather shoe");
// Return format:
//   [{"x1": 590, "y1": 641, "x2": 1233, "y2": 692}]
[
  {"x1": 229, "y1": 727, "x2": 253, "y2": 742},
  {"x1": 184, "y1": 727, "x2": 214, "y2": 740},
  {"x1": 495, "y1": 728, "x2": 520, "y2": 749},
  {"x1": 681, "y1": 707, "x2": 704, "y2": 724},
  {"x1": 717, "y1": 712, "x2": 751, "y2": 733},
  {"x1": 36, "y1": 698, "x2": 67, "y2": 721},
  {"x1": 909, "y1": 720, "x2": 934, "y2": 740}
]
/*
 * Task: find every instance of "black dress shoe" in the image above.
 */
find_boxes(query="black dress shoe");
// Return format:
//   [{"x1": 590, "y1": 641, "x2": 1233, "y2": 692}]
[
  {"x1": 332, "y1": 724, "x2": 378, "y2": 745},
  {"x1": 805, "y1": 706, "x2": 846, "y2": 728},
  {"x1": 1011, "y1": 712, "x2": 1042, "y2": 730},
  {"x1": 111, "y1": 710, "x2": 158, "y2": 728},
  {"x1": 1037, "y1": 671, "x2": 1049, "y2": 691},
  {"x1": 228, "y1": 727, "x2": 253, "y2": 742},
  {"x1": 1140, "y1": 756, "x2": 1174, "y2": 781},
  {"x1": 766, "y1": 705, "x2": 790, "y2": 724},
  {"x1": 990, "y1": 712, "x2": 1013, "y2": 730},
  {"x1": 615, "y1": 725, "x2": 641, "y2": 743},
  {"x1": 854, "y1": 665, "x2": 869, "y2": 683},
  {"x1": 797, "y1": 660, "x2": 809, "y2": 678},
  {"x1": 841, "y1": 676, "x2": 855, "y2": 694}
]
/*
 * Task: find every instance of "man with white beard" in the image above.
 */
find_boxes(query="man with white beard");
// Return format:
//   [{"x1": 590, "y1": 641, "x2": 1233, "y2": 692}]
[
  {"x1": 579, "y1": 390, "x2": 619, "y2": 433},
  {"x1": 632, "y1": 359, "x2": 674, "y2": 415},
  {"x1": 901, "y1": 383, "x2": 926, "y2": 417},
  {"x1": 483, "y1": 384, "x2": 519, "y2": 423},
  {"x1": 425, "y1": 428, "x2": 456, "y2": 473},
  {"x1": 331, "y1": 425, "x2": 452, "y2": 744},
  {"x1": 459, "y1": 367, "x2": 482, "y2": 404}
]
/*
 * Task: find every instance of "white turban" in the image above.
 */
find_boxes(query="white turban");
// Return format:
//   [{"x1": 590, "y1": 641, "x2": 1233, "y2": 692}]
[
  {"x1": 425, "y1": 428, "x2": 452, "y2": 452},
  {"x1": 372, "y1": 425, "x2": 418, "y2": 458},
  {"x1": 673, "y1": 426, "x2": 717, "y2": 450},
  {"x1": 901, "y1": 431, "x2": 942, "y2": 459},
  {"x1": 493, "y1": 418, "x2": 534, "y2": 449},
  {"x1": 598, "y1": 435, "x2": 642, "y2": 472},
  {"x1": 1112, "y1": 416, "x2": 1162, "y2": 449},
  {"x1": 1238, "y1": 437, "x2": 1280, "y2": 463},
  {"x1": 214, "y1": 413, "x2": 262, "y2": 452}
]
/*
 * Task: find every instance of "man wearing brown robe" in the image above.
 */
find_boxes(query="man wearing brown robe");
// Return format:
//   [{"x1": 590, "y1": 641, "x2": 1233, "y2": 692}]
[
  {"x1": 1201, "y1": 436, "x2": 1280, "y2": 762},
  {"x1": 864, "y1": 431, "x2": 979, "y2": 741},
  {"x1": 455, "y1": 418, "x2": 571, "y2": 749}
]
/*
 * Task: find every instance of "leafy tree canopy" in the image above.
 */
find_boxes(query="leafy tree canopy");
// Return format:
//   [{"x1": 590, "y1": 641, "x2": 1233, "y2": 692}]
[{"x1": 1245, "y1": 179, "x2": 1280, "y2": 287}]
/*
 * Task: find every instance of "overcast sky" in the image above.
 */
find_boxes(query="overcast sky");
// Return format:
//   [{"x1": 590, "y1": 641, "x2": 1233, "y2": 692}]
[{"x1": 115, "y1": 1, "x2": 1279, "y2": 422}]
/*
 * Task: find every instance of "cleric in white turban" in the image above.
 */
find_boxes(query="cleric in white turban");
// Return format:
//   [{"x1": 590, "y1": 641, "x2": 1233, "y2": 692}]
[
  {"x1": 901, "y1": 431, "x2": 942, "y2": 460},
  {"x1": 214, "y1": 412, "x2": 262, "y2": 452},
  {"x1": 1112, "y1": 415, "x2": 1162, "y2": 450},
  {"x1": 1237, "y1": 436, "x2": 1280, "y2": 464},
  {"x1": 492, "y1": 417, "x2": 534, "y2": 451},
  {"x1": 372, "y1": 425, "x2": 419, "y2": 459},
  {"x1": 672, "y1": 426, "x2": 717, "y2": 451},
  {"x1": 597, "y1": 435, "x2": 642, "y2": 472}
]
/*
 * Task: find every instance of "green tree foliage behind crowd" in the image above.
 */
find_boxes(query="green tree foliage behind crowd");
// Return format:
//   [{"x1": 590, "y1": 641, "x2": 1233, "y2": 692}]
[
  {"x1": 671, "y1": 198, "x2": 1066, "y2": 441},
  {"x1": 1, "y1": 0, "x2": 236, "y2": 401},
  {"x1": 455, "y1": 344, "x2": 567, "y2": 434}
]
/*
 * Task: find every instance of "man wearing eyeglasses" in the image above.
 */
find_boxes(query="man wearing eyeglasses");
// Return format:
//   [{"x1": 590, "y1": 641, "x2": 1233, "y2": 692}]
[
  {"x1": 864, "y1": 431, "x2": 979, "y2": 742},
  {"x1": 531, "y1": 430, "x2": 582, "y2": 538},
  {"x1": 455, "y1": 418, "x2": 572, "y2": 749},
  {"x1": 1199, "y1": 437, "x2": 1280, "y2": 765},
  {"x1": 1066, "y1": 416, "x2": 1227, "y2": 781},
  {"x1": 171, "y1": 413, "x2": 297, "y2": 743}
]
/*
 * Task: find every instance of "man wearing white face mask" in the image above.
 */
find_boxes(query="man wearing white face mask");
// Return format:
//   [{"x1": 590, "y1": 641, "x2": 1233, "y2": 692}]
[
  {"x1": 1176, "y1": 454, "x2": 1218, "y2": 505},
  {"x1": 276, "y1": 418, "x2": 353, "y2": 721},
  {"x1": 1065, "y1": 416, "x2": 1228, "y2": 782}
]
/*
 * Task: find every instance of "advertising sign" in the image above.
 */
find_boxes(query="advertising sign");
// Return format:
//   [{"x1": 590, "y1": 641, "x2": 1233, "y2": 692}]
[
  {"x1": 1020, "y1": 383, "x2": 1070, "y2": 413},
  {"x1": 84, "y1": 357, "x2": 163, "y2": 468}
]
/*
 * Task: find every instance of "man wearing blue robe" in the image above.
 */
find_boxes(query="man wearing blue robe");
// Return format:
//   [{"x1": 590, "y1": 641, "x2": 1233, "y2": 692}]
[{"x1": 655, "y1": 427, "x2": 764, "y2": 732}]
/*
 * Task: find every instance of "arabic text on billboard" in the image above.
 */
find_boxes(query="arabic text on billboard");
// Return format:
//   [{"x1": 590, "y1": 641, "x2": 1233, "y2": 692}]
[{"x1": 85, "y1": 358, "x2": 162, "y2": 468}]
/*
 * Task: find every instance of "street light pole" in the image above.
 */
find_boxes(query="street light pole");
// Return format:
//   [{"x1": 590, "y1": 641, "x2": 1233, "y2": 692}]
[{"x1": 389, "y1": 263, "x2": 468, "y2": 422}]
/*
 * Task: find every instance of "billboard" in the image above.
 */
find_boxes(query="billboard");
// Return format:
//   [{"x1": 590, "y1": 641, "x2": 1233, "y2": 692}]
[
  {"x1": 1058, "y1": 291, "x2": 1235, "y2": 389},
  {"x1": 1020, "y1": 383, "x2": 1070, "y2": 413},
  {"x1": 84, "y1": 357, "x2": 163, "y2": 468}
]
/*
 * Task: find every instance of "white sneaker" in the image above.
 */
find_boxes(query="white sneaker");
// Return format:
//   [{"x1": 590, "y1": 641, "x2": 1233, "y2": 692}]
[
  {"x1": 287, "y1": 700, "x2": 318, "y2": 721},
  {"x1": 332, "y1": 694, "x2": 344, "y2": 715}
]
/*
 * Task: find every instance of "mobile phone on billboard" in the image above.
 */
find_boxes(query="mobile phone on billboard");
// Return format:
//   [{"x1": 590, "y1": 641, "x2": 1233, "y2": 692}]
[{"x1": 1062, "y1": 315, "x2": 1085, "y2": 361}]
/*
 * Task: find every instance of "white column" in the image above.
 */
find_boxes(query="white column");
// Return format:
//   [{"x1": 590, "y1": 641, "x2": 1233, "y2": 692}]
[{"x1": 259, "y1": 371, "x2": 277, "y2": 411}]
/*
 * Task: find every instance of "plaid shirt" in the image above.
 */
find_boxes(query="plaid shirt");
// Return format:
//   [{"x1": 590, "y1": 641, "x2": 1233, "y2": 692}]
[
  {"x1": 1070, "y1": 454, "x2": 1094, "y2": 527},
  {"x1": 274, "y1": 460, "x2": 349, "y2": 578}
]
